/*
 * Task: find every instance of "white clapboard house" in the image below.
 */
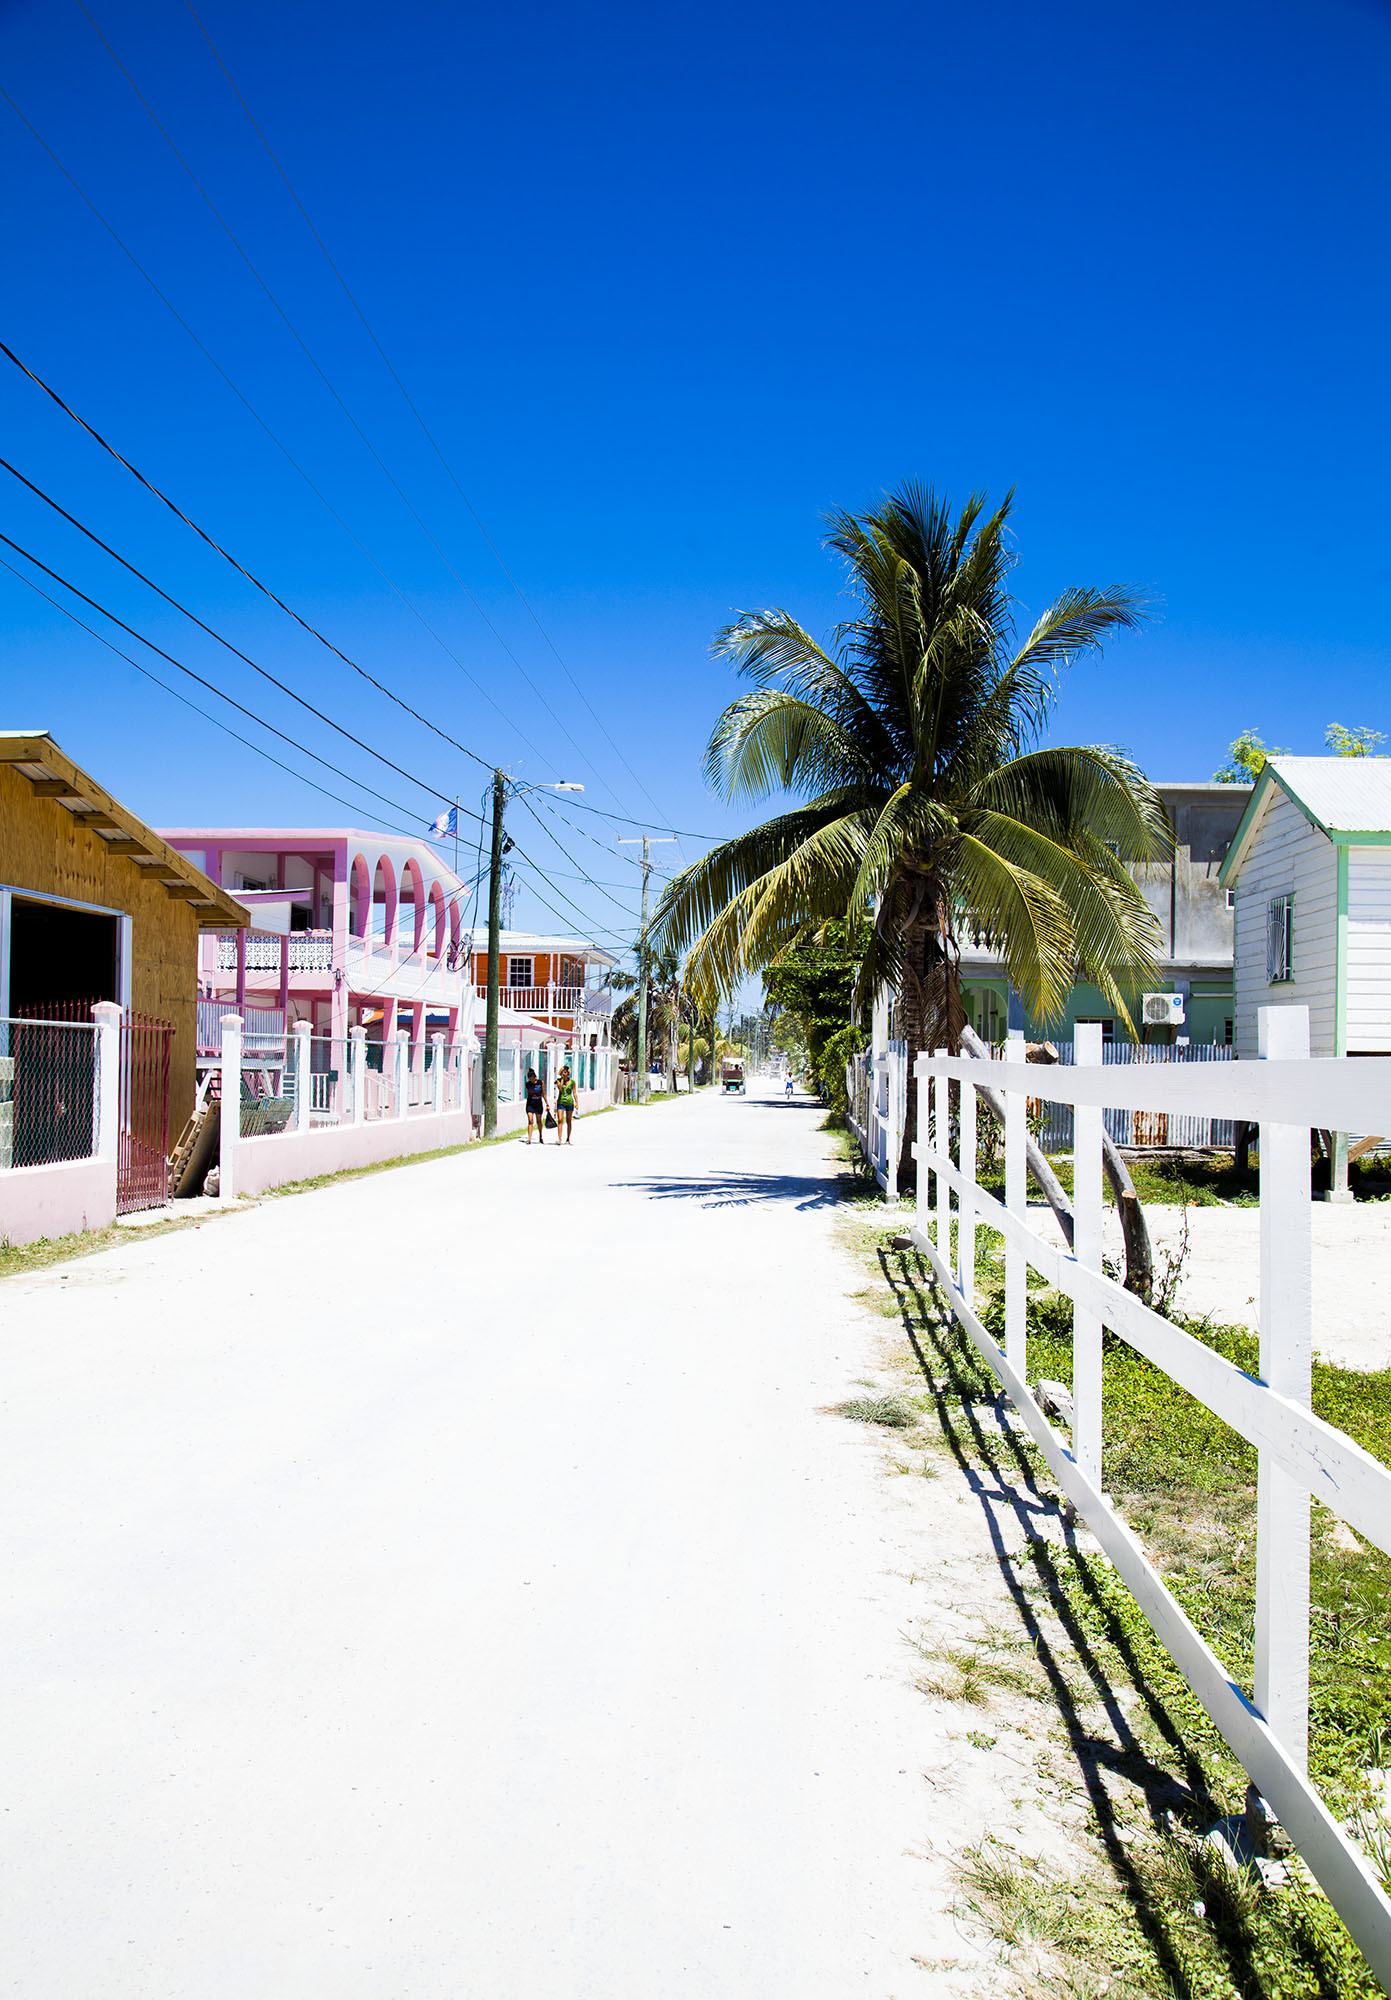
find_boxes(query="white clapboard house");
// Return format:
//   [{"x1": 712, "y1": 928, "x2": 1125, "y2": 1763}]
[{"x1": 1220, "y1": 755, "x2": 1391, "y2": 1193}]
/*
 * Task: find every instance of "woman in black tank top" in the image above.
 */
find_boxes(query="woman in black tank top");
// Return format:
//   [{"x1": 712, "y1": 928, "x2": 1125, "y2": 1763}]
[{"x1": 524, "y1": 1069, "x2": 549, "y2": 1144}]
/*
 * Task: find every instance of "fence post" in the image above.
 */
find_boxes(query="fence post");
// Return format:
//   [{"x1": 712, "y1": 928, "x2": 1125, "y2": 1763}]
[
  {"x1": 395, "y1": 1029, "x2": 410, "y2": 1120},
  {"x1": 219, "y1": 1013, "x2": 241, "y2": 1201},
  {"x1": 934, "y1": 1067, "x2": 950, "y2": 1257},
  {"x1": 92, "y1": 1001, "x2": 121, "y2": 1163},
  {"x1": 914, "y1": 1054, "x2": 930, "y2": 1238},
  {"x1": 1004, "y1": 1031, "x2": 1026, "y2": 1375},
  {"x1": 431, "y1": 1032, "x2": 445, "y2": 1113},
  {"x1": 885, "y1": 1049, "x2": 901, "y2": 1203},
  {"x1": 350, "y1": 1025, "x2": 366, "y2": 1126},
  {"x1": 1255, "y1": 1003, "x2": 1313, "y2": 1772},
  {"x1": 1072, "y1": 1020, "x2": 1105, "y2": 1491},
  {"x1": 958, "y1": 1064, "x2": 977, "y2": 1311},
  {"x1": 293, "y1": 1021, "x2": 312, "y2": 1132}
]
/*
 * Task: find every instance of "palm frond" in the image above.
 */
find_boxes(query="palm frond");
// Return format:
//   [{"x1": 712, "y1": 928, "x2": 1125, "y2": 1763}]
[{"x1": 703, "y1": 690, "x2": 874, "y2": 801}]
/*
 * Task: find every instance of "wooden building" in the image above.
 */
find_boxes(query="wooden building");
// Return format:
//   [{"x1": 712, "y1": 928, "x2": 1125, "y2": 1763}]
[{"x1": 0, "y1": 732, "x2": 247, "y2": 1128}]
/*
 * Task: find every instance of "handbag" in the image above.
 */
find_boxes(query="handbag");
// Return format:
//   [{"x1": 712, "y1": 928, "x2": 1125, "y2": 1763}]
[{"x1": 545, "y1": 1112, "x2": 557, "y2": 1129}]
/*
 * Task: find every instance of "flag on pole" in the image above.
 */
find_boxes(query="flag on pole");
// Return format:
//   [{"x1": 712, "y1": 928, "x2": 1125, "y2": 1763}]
[{"x1": 430, "y1": 806, "x2": 459, "y2": 838}]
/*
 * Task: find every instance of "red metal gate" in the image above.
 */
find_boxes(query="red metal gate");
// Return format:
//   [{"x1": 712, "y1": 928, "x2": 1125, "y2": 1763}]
[{"x1": 118, "y1": 1012, "x2": 173, "y2": 1214}]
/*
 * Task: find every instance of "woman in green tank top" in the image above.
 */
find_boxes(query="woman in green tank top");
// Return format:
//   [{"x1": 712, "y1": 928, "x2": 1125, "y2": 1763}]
[{"x1": 555, "y1": 1066, "x2": 578, "y2": 1144}]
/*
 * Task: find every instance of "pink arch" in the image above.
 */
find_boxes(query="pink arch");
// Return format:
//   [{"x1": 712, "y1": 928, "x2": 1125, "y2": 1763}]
[
  {"x1": 374, "y1": 855, "x2": 398, "y2": 947},
  {"x1": 401, "y1": 857, "x2": 426, "y2": 954},
  {"x1": 350, "y1": 854, "x2": 371, "y2": 938},
  {"x1": 428, "y1": 880, "x2": 447, "y2": 957}
]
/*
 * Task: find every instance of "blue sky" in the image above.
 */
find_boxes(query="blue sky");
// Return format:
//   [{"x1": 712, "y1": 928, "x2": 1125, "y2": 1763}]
[{"x1": 1, "y1": 0, "x2": 1387, "y2": 948}]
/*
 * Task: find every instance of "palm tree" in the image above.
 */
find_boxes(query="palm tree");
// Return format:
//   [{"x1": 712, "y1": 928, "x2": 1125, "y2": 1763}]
[{"x1": 648, "y1": 484, "x2": 1170, "y2": 1149}]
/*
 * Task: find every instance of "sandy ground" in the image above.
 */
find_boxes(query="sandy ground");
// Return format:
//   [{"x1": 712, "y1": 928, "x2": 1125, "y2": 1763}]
[
  {"x1": 1022, "y1": 1193, "x2": 1391, "y2": 1372},
  {"x1": 0, "y1": 1085, "x2": 1098, "y2": 1998}
]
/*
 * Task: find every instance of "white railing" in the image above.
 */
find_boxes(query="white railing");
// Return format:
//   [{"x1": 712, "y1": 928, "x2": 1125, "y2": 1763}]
[
  {"x1": 214, "y1": 931, "x2": 334, "y2": 974},
  {"x1": 846, "y1": 1044, "x2": 907, "y2": 1197},
  {"x1": 913, "y1": 1007, "x2": 1391, "y2": 1982},
  {"x1": 475, "y1": 983, "x2": 587, "y2": 1014}
]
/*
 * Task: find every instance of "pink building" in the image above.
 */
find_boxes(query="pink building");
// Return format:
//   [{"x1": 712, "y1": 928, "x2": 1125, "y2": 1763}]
[
  {"x1": 161, "y1": 829, "x2": 617, "y2": 1119},
  {"x1": 160, "y1": 828, "x2": 478, "y2": 1072}
]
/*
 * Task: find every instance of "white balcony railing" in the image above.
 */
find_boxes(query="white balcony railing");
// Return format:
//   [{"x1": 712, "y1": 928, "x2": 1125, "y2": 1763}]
[
  {"x1": 215, "y1": 931, "x2": 334, "y2": 974},
  {"x1": 478, "y1": 984, "x2": 587, "y2": 1014}
]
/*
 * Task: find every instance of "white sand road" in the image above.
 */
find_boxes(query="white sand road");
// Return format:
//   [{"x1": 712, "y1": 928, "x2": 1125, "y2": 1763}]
[{"x1": 0, "y1": 1086, "x2": 1072, "y2": 1998}]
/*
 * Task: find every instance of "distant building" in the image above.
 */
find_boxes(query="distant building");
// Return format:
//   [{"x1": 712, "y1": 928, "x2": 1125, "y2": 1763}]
[
  {"x1": 466, "y1": 931, "x2": 616, "y2": 1103},
  {"x1": 959, "y1": 780, "x2": 1251, "y2": 1045},
  {"x1": 1219, "y1": 757, "x2": 1391, "y2": 1060}
]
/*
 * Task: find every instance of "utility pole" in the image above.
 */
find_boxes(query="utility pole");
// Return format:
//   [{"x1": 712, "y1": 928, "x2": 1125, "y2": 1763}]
[
  {"x1": 617, "y1": 833, "x2": 678, "y2": 1103},
  {"x1": 482, "y1": 774, "x2": 583, "y2": 1137},
  {"x1": 483, "y1": 769, "x2": 506, "y2": 1137}
]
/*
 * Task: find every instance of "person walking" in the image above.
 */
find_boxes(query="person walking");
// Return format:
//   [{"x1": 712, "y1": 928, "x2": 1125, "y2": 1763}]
[
  {"x1": 785, "y1": 1074, "x2": 794, "y2": 1099},
  {"x1": 524, "y1": 1068, "x2": 550, "y2": 1144},
  {"x1": 554, "y1": 1064, "x2": 578, "y2": 1145}
]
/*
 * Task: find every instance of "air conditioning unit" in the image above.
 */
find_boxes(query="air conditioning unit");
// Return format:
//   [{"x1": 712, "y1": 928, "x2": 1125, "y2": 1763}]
[{"x1": 1142, "y1": 991, "x2": 1185, "y2": 1028}]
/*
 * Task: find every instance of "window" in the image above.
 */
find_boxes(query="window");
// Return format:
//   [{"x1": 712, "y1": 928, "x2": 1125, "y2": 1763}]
[
  {"x1": 1266, "y1": 894, "x2": 1293, "y2": 983},
  {"x1": 1224, "y1": 888, "x2": 1235, "y2": 911},
  {"x1": 507, "y1": 956, "x2": 534, "y2": 989},
  {"x1": 1076, "y1": 1016, "x2": 1115, "y2": 1042}
]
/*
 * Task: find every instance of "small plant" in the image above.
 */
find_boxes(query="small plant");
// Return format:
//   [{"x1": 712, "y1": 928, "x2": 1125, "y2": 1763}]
[
  {"x1": 1150, "y1": 1202, "x2": 1192, "y2": 1318},
  {"x1": 832, "y1": 1392, "x2": 917, "y2": 1429}
]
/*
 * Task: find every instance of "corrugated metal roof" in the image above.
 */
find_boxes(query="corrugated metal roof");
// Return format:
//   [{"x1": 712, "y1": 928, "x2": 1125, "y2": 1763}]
[{"x1": 1267, "y1": 757, "x2": 1391, "y2": 834}]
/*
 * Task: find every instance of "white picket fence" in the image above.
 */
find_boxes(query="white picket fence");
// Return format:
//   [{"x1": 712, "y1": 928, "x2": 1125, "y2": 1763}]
[
  {"x1": 914, "y1": 1008, "x2": 1391, "y2": 1983},
  {"x1": 846, "y1": 1043, "x2": 909, "y2": 1197}
]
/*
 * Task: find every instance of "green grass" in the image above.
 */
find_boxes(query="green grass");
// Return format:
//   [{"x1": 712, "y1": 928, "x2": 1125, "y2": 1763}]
[
  {"x1": 977, "y1": 1148, "x2": 1391, "y2": 1209},
  {"x1": 0, "y1": 1208, "x2": 224, "y2": 1280},
  {"x1": 849, "y1": 1216, "x2": 1391, "y2": 1997}
]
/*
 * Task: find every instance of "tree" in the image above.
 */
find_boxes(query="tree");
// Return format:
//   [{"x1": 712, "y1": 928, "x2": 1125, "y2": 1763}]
[
  {"x1": 763, "y1": 921, "x2": 868, "y2": 1104},
  {"x1": 1325, "y1": 722, "x2": 1385, "y2": 759},
  {"x1": 1214, "y1": 722, "x2": 1383, "y2": 781},
  {"x1": 648, "y1": 485, "x2": 1168, "y2": 1103},
  {"x1": 1214, "y1": 729, "x2": 1285, "y2": 783}
]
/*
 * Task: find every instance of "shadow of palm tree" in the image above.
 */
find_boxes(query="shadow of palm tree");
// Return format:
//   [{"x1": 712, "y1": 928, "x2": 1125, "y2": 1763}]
[{"x1": 615, "y1": 1170, "x2": 846, "y2": 1211}]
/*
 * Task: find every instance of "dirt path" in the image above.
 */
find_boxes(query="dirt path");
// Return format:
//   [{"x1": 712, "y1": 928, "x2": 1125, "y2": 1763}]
[{"x1": 0, "y1": 1088, "x2": 1088, "y2": 1996}]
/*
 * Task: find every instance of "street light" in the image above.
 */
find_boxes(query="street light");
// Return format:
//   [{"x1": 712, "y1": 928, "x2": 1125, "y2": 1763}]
[{"x1": 482, "y1": 775, "x2": 586, "y2": 1138}]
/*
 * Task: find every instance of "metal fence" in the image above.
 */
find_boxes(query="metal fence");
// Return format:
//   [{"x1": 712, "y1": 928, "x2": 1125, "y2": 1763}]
[
  {"x1": 234, "y1": 1026, "x2": 471, "y2": 1136},
  {"x1": 0, "y1": 1014, "x2": 100, "y2": 1169},
  {"x1": 1031, "y1": 1041, "x2": 1236, "y2": 1152}
]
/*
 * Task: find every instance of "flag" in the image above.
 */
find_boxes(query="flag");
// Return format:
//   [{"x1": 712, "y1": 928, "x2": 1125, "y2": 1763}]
[{"x1": 430, "y1": 806, "x2": 459, "y2": 838}]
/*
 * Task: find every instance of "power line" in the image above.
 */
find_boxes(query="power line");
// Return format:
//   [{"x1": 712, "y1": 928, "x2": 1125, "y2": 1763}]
[
  {"x1": 79, "y1": 0, "x2": 637, "y2": 814},
  {"x1": 530, "y1": 786, "x2": 678, "y2": 883},
  {"x1": 0, "y1": 550, "x2": 480, "y2": 861},
  {"x1": 0, "y1": 80, "x2": 566, "y2": 744},
  {"x1": 181, "y1": 0, "x2": 672, "y2": 828},
  {"x1": 541, "y1": 786, "x2": 720, "y2": 845},
  {"x1": 0, "y1": 528, "x2": 482, "y2": 838},
  {"x1": 0, "y1": 454, "x2": 486, "y2": 819},
  {"x1": 0, "y1": 338, "x2": 504, "y2": 780},
  {"x1": 0, "y1": 340, "x2": 710, "y2": 862},
  {"x1": 511, "y1": 791, "x2": 644, "y2": 920}
]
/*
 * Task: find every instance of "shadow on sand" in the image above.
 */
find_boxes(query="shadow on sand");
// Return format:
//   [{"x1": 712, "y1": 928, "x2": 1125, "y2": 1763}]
[{"x1": 615, "y1": 1169, "x2": 845, "y2": 1211}]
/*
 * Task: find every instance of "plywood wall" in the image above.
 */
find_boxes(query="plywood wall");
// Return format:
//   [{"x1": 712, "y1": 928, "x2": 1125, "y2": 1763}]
[{"x1": 0, "y1": 766, "x2": 202, "y2": 1125}]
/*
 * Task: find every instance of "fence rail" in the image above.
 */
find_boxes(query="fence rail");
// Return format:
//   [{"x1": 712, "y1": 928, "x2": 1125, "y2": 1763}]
[
  {"x1": 234, "y1": 1023, "x2": 472, "y2": 1136},
  {"x1": 913, "y1": 1009, "x2": 1391, "y2": 1983}
]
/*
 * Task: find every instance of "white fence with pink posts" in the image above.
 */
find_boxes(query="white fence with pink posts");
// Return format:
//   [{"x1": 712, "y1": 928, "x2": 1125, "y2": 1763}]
[{"x1": 912, "y1": 1008, "x2": 1391, "y2": 1982}]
